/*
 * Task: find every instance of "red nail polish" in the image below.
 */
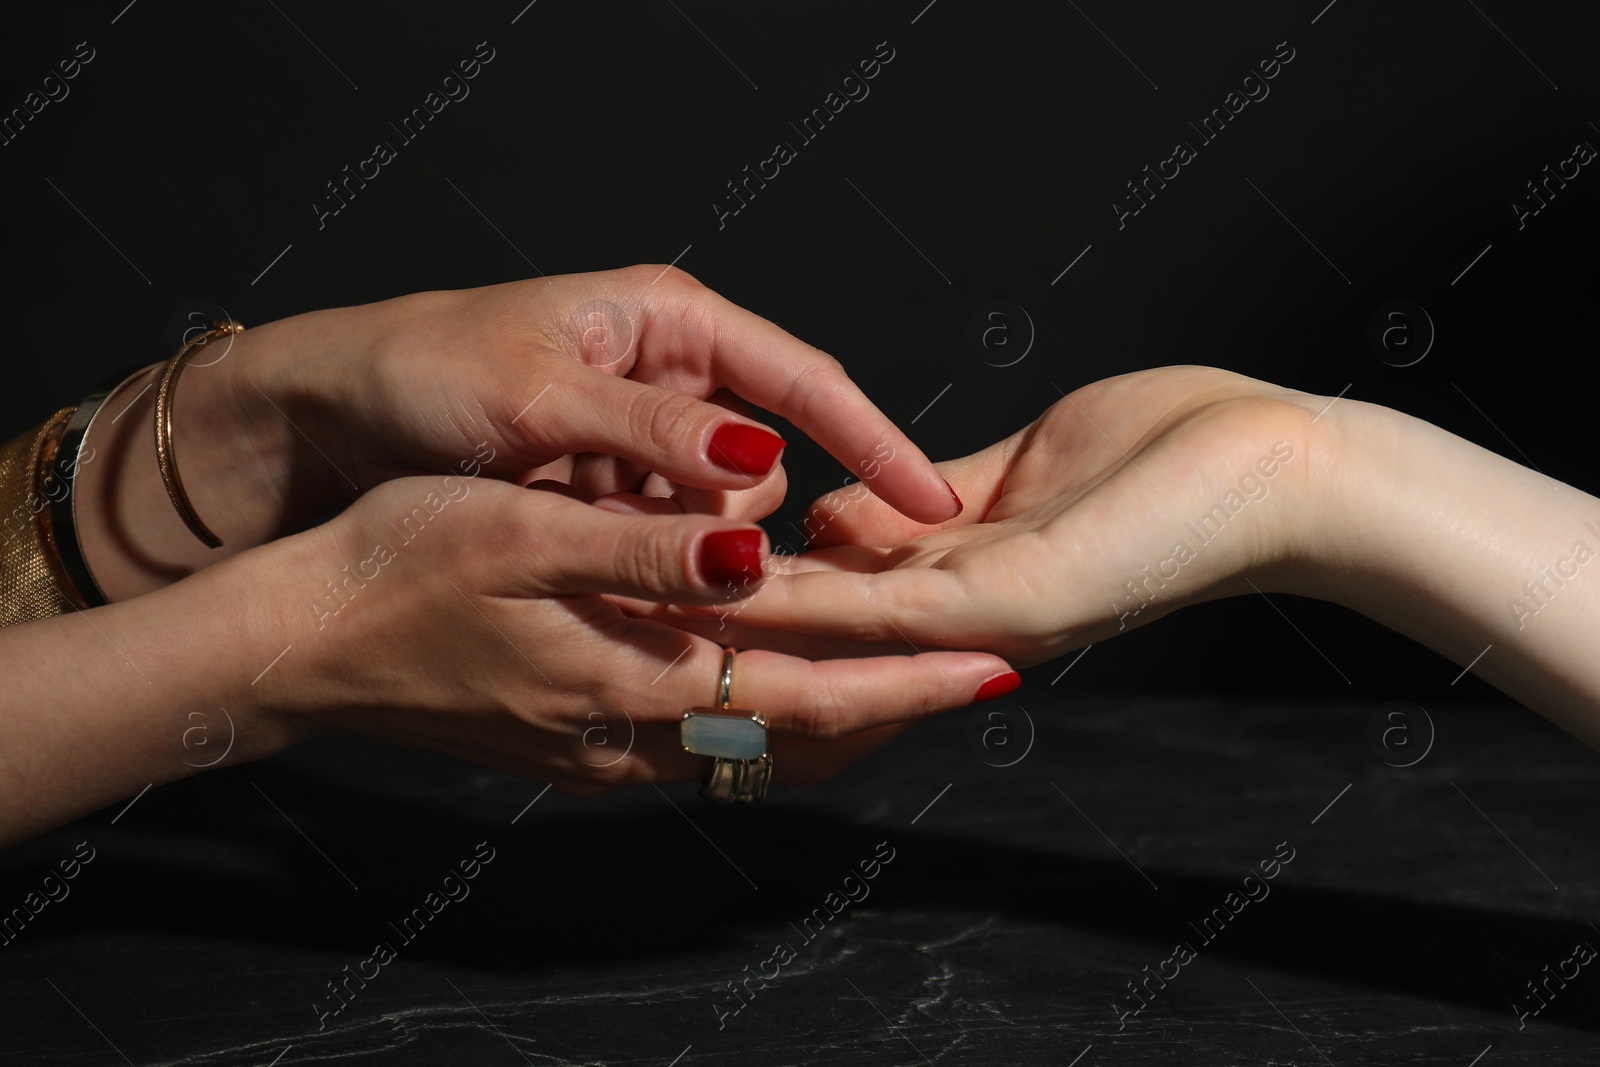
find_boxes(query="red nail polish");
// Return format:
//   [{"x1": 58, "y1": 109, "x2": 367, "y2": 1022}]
[
  {"x1": 974, "y1": 671, "x2": 1021, "y2": 702},
  {"x1": 946, "y1": 480, "x2": 963, "y2": 517},
  {"x1": 698, "y1": 530, "x2": 765, "y2": 588},
  {"x1": 708, "y1": 424, "x2": 785, "y2": 476}
]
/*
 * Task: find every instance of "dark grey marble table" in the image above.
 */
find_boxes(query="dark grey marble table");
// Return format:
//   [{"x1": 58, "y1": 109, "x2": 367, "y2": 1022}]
[{"x1": 4, "y1": 689, "x2": 1598, "y2": 1065}]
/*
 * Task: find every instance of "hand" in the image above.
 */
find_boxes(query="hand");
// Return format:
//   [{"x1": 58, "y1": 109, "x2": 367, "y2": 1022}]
[
  {"x1": 674, "y1": 367, "x2": 1329, "y2": 666},
  {"x1": 82, "y1": 265, "x2": 960, "y2": 599},
  {"x1": 673, "y1": 364, "x2": 1600, "y2": 749},
  {"x1": 242, "y1": 472, "x2": 1014, "y2": 795},
  {"x1": 0, "y1": 440, "x2": 1010, "y2": 846},
  {"x1": 267, "y1": 264, "x2": 961, "y2": 514}
]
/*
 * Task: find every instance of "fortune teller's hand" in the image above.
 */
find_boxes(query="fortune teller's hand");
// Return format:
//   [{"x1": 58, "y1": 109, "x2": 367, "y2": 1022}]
[
  {"x1": 241, "y1": 475, "x2": 1016, "y2": 795},
  {"x1": 79, "y1": 265, "x2": 961, "y2": 600},
  {"x1": 1, "y1": 466, "x2": 1016, "y2": 844},
  {"x1": 665, "y1": 366, "x2": 1326, "y2": 666}
]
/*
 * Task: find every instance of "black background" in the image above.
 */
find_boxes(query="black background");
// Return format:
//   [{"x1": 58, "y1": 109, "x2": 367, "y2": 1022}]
[{"x1": 4, "y1": 5, "x2": 1600, "y2": 1066}]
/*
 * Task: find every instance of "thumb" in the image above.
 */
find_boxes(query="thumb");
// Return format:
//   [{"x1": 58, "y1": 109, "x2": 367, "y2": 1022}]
[
  {"x1": 798, "y1": 467, "x2": 961, "y2": 550},
  {"x1": 800, "y1": 439, "x2": 1014, "y2": 549},
  {"x1": 511, "y1": 370, "x2": 788, "y2": 492},
  {"x1": 505, "y1": 490, "x2": 772, "y2": 604}
]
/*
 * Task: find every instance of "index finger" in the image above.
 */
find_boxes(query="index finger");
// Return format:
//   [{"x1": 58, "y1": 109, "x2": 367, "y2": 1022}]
[{"x1": 650, "y1": 277, "x2": 961, "y2": 526}]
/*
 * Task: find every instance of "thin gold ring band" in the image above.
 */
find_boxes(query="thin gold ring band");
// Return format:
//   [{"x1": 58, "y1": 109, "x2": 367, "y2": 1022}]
[{"x1": 718, "y1": 646, "x2": 735, "y2": 709}]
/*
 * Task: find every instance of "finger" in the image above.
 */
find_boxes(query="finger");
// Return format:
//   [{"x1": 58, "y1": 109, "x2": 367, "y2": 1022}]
[
  {"x1": 520, "y1": 454, "x2": 577, "y2": 486},
  {"x1": 588, "y1": 379, "x2": 786, "y2": 519},
  {"x1": 622, "y1": 646, "x2": 1015, "y2": 781},
  {"x1": 571, "y1": 461, "x2": 781, "y2": 519},
  {"x1": 716, "y1": 648, "x2": 1018, "y2": 742},
  {"x1": 636, "y1": 388, "x2": 787, "y2": 521},
  {"x1": 650, "y1": 285, "x2": 961, "y2": 525},
  {"x1": 825, "y1": 438, "x2": 1011, "y2": 547},
  {"x1": 564, "y1": 452, "x2": 656, "y2": 501},
  {"x1": 659, "y1": 545, "x2": 887, "y2": 622},
  {"x1": 641, "y1": 471, "x2": 676, "y2": 498},
  {"x1": 605, "y1": 720, "x2": 917, "y2": 791},
  {"x1": 672, "y1": 460, "x2": 787, "y2": 522},
  {"x1": 700, "y1": 387, "x2": 755, "y2": 421},
  {"x1": 544, "y1": 632, "x2": 1014, "y2": 794},
  {"x1": 792, "y1": 478, "x2": 934, "y2": 551},
  {"x1": 799, "y1": 439, "x2": 1016, "y2": 549},
  {"x1": 621, "y1": 600, "x2": 915, "y2": 660},
  {"x1": 590, "y1": 492, "x2": 684, "y2": 517},
  {"x1": 520, "y1": 370, "x2": 790, "y2": 493},
  {"x1": 675, "y1": 568, "x2": 978, "y2": 644},
  {"x1": 501, "y1": 492, "x2": 771, "y2": 603},
  {"x1": 525, "y1": 478, "x2": 590, "y2": 500},
  {"x1": 667, "y1": 388, "x2": 787, "y2": 519}
]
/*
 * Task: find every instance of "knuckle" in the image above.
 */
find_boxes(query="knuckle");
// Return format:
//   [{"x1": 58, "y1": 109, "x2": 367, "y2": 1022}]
[
  {"x1": 624, "y1": 262, "x2": 666, "y2": 285},
  {"x1": 619, "y1": 262, "x2": 705, "y2": 297},
  {"x1": 778, "y1": 355, "x2": 845, "y2": 426},
  {"x1": 492, "y1": 487, "x2": 546, "y2": 555},
  {"x1": 626, "y1": 261, "x2": 703, "y2": 290},
  {"x1": 616, "y1": 523, "x2": 689, "y2": 594},
  {"x1": 626, "y1": 388, "x2": 700, "y2": 451},
  {"x1": 612, "y1": 546, "x2": 652, "y2": 596},
  {"x1": 668, "y1": 265, "x2": 704, "y2": 289},
  {"x1": 491, "y1": 491, "x2": 567, "y2": 591}
]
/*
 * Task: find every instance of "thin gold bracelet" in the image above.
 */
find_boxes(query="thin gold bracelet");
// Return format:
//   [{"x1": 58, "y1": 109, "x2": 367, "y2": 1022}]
[{"x1": 153, "y1": 320, "x2": 244, "y2": 549}]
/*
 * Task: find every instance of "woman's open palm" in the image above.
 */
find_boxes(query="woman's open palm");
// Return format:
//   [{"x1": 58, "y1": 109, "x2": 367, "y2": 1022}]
[{"x1": 687, "y1": 366, "x2": 1336, "y2": 666}]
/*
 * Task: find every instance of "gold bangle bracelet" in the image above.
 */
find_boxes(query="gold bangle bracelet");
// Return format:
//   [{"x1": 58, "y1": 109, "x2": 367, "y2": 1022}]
[
  {"x1": 0, "y1": 407, "x2": 82, "y2": 627},
  {"x1": 153, "y1": 320, "x2": 243, "y2": 549}
]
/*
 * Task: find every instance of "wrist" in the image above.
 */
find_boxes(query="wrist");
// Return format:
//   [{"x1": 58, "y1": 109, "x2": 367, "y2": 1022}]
[
  {"x1": 227, "y1": 494, "x2": 403, "y2": 735},
  {"x1": 1272, "y1": 397, "x2": 1407, "y2": 606},
  {"x1": 178, "y1": 523, "x2": 360, "y2": 749},
  {"x1": 72, "y1": 313, "x2": 359, "y2": 599},
  {"x1": 95, "y1": 545, "x2": 317, "y2": 764},
  {"x1": 179, "y1": 315, "x2": 355, "y2": 537}
]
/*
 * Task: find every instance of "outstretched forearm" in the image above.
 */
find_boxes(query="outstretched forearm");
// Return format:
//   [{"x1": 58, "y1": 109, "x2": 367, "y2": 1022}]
[{"x1": 1301, "y1": 399, "x2": 1600, "y2": 742}]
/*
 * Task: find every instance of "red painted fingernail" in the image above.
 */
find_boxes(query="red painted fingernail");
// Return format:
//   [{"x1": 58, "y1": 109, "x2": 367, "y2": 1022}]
[
  {"x1": 708, "y1": 424, "x2": 785, "y2": 476},
  {"x1": 974, "y1": 671, "x2": 1021, "y2": 702},
  {"x1": 946, "y1": 480, "x2": 963, "y2": 517},
  {"x1": 698, "y1": 529, "x2": 765, "y2": 589}
]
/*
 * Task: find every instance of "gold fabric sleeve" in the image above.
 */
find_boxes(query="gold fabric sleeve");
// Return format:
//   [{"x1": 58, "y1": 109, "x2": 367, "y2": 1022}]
[{"x1": 0, "y1": 409, "x2": 85, "y2": 627}]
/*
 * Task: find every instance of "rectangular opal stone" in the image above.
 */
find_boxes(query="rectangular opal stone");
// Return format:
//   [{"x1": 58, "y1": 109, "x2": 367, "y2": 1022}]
[{"x1": 681, "y1": 709, "x2": 767, "y2": 759}]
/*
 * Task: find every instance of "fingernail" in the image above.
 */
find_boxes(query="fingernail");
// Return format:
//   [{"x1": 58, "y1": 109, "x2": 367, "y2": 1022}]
[
  {"x1": 708, "y1": 424, "x2": 785, "y2": 476},
  {"x1": 974, "y1": 671, "x2": 1021, "y2": 702},
  {"x1": 946, "y1": 480, "x2": 963, "y2": 517},
  {"x1": 698, "y1": 529, "x2": 765, "y2": 588}
]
